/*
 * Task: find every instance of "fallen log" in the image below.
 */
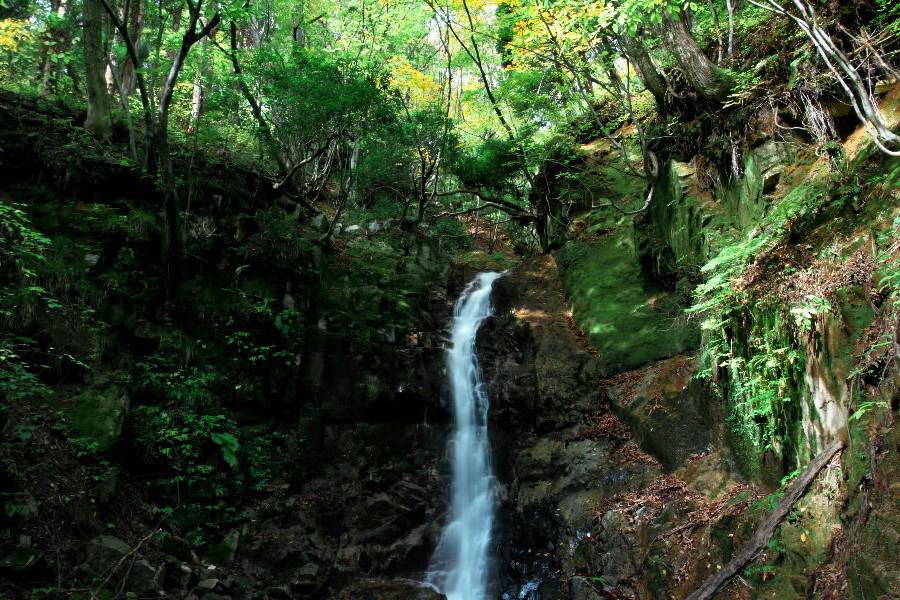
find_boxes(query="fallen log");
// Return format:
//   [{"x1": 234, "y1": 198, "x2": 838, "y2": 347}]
[{"x1": 685, "y1": 438, "x2": 845, "y2": 600}]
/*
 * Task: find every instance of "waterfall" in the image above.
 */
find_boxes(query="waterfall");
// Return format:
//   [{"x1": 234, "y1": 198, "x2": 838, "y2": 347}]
[{"x1": 427, "y1": 272, "x2": 503, "y2": 600}]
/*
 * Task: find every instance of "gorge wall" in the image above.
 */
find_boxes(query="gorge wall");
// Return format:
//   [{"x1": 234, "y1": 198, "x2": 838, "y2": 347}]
[{"x1": 475, "y1": 85, "x2": 899, "y2": 599}]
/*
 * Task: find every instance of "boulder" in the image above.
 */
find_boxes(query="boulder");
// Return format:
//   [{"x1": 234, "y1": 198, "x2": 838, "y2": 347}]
[
  {"x1": 84, "y1": 535, "x2": 161, "y2": 592},
  {"x1": 196, "y1": 578, "x2": 220, "y2": 592},
  {"x1": 0, "y1": 546, "x2": 45, "y2": 579},
  {"x1": 569, "y1": 576, "x2": 604, "y2": 600},
  {"x1": 335, "y1": 578, "x2": 447, "y2": 599},
  {"x1": 606, "y1": 355, "x2": 710, "y2": 470},
  {"x1": 207, "y1": 529, "x2": 240, "y2": 564},
  {"x1": 66, "y1": 376, "x2": 129, "y2": 452}
]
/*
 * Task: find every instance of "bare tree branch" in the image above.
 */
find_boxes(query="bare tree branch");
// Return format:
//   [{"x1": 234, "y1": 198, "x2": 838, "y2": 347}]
[{"x1": 685, "y1": 439, "x2": 845, "y2": 600}]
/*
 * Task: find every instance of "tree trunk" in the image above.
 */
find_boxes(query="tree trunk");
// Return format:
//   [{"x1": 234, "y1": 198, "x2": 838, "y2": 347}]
[
  {"x1": 618, "y1": 32, "x2": 669, "y2": 110},
  {"x1": 709, "y1": 0, "x2": 724, "y2": 63},
  {"x1": 659, "y1": 10, "x2": 735, "y2": 101},
  {"x1": 39, "y1": 0, "x2": 67, "y2": 97},
  {"x1": 156, "y1": 125, "x2": 183, "y2": 293},
  {"x1": 189, "y1": 69, "x2": 202, "y2": 131},
  {"x1": 120, "y1": 0, "x2": 144, "y2": 98},
  {"x1": 97, "y1": 0, "x2": 154, "y2": 166},
  {"x1": 155, "y1": 2, "x2": 220, "y2": 295},
  {"x1": 83, "y1": 0, "x2": 113, "y2": 140},
  {"x1": 226, "y1": 20, "x2": 289, "y2": 174},
  {"x1": 726, "y1": 0, "x2": 736, "y2": 58}
]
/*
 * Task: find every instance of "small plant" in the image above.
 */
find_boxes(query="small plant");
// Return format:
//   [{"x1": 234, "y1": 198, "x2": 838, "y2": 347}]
[
  {"x1": 848, "y1": 401, "x2": 889, "y2": 423},
  {"x1": 789, "y1": 294, "x2": 831, "y2": 332}
]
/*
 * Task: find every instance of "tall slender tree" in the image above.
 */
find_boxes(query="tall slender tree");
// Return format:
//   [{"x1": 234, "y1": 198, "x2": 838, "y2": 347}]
[{"x1": 83, "y1": 0, "x2": 113, "y2": 139}]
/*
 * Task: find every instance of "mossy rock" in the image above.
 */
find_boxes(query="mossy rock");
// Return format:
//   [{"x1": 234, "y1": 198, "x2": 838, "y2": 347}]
[
  {"x1": 452, "y1": 250, "x2": 510, "y2": 272},
  {"x1": 555, "y1": 230, "x2": 698, "y2": 375},
  {"x1": 65, "y1": 378, "x2": 129, "y2": 452},
  {"x1": 606, "y1": 355, "x2": 710, "y2": 471}
]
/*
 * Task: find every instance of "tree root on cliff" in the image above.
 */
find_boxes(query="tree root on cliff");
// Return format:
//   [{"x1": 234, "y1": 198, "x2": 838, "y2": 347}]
[{"x1": 685, "y1": 438, "x2": 845, "y2": 600}]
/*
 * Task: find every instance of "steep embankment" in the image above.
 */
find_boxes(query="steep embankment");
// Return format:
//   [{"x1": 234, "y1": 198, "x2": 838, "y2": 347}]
[
  {"x1": 0, "y1": 91, "x2": 462, "y2": 599},
  {"x1": 480, "y1": 255, "x2": 746, "y2": 599},
  {"x1": 496, "y1": 86, "x2": 899, "y2": 598}
]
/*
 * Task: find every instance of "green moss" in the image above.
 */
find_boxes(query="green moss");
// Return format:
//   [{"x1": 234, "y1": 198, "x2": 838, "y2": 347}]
[
  {"x1": 556, "y1": 222, "x2": 698, "y2": 375},
  {"x1": 65, "y1": 380, "x2": 129, "y2": 452},
  {"x1": 453, "y1": 250, "x2": 511, "y2": 272}
]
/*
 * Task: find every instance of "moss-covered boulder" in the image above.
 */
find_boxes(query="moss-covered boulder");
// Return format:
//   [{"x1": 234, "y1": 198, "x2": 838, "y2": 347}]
[
  {"x1": 65, "y1": 375, "x2": 129, "y2": 452},
  {"x1": 606, "y1": 355, "x2": 712, "y2": 470}
]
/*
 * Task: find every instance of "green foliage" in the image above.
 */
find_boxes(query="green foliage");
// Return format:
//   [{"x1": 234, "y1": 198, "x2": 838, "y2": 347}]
[
  {"x1": 131, "y1": 403, "x2": 242, "y2": 541},
  {"x1": 0, "y1": 202, "x2": 53, "y2": 322},
  {"x1": 244, "y1": 425, "x2": 286, "y2": 492},
  {"x1": 848, "y1": 401, "x2": 889, "y2": 423},
  {"x1": 875, "y1": 0, "x2": 900, "y2": 33},
  {"x1": 251, "y1": 46, "x2": 396, "y2": 146},
  {"x1": 689, "y1": 178, "x2": 834, "y2": 476},
  {"x1": 431, "y1": 222, "x2": 473, "y2": 254},
  {"x1": 789, "y1": 294, "x2": 830, "y2": 332},
  {"x1": 453, "y1": 138, "x2": 522, "y2": 191},
  {"x1": 0, "y1": 336, "x2": 53, "y2": 405},
  {"x1": 137, "y1": 349, "x2": 222, "y2": 407}
]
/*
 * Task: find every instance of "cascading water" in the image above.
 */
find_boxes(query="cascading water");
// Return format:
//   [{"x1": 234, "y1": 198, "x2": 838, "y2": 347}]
[{"x1": 427, "y1": 272, "x2": 503, "y2": 600}]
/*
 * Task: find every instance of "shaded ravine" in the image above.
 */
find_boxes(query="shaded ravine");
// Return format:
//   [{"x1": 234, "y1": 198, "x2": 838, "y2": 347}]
[{"x1": 427, "y1": 272, "x2": 503, "y2": 600}]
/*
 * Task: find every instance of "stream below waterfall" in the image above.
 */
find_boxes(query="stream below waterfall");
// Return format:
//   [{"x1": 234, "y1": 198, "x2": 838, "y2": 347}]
[{"x1": 426, "y1": 272, "x2": 503, "y2": 600}]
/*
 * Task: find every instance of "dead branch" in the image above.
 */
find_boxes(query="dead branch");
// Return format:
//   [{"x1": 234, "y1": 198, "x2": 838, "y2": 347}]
[
  {"x1": 685, "y1": 438, "x2": 845, "y2": 600},
  {"x1": 433, "y1": 201, "x2": 534, "y2": 220},
  {"x1": 89, "y1": 528, "x2": 161, "y2": 600}
]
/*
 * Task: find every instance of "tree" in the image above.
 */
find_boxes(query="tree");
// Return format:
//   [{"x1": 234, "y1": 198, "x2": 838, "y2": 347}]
[
  {"x1": 749, "y1": 0, "x2": 900, "y2": 155},
  {"x1": 656, "y1": 7, "x2": 735, "y2": 101},
  {"x1": 82, "y1": 0, "x2": 113, "y2": 139},
  {"x1": 99, "y1": 0, "x2": 220, "y2": 293}
]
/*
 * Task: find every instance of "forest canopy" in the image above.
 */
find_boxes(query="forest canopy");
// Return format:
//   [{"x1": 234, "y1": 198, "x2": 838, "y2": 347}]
[{"x1": 2, "y1": 0, "x2": 898, "y2": 261}]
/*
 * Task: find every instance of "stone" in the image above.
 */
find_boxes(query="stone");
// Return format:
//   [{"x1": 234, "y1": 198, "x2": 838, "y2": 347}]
[
  {"x1": 606, "y1": 355, "x2": 710, "y2": 470},
  {"x1": 310, "y1": 213, "x2": 328, "y2": 232},
  {"x1": 336, "y1": 578, "x2": 447, "y2": 599},
  {"x1": 84, "y1": 536, "x2": 161, "y2": 592},
  {"x1": 66, "y1": 377, "x2": 129, "y2": 452},
  {"x1": 569, "y1": 576, "x2": 604, "y2": 600},
  {"x1": 161, "y1": 534, "x2": 195, "y2": 563},
  {"x1": 0, "y1": 547, "x2": 44, "y2": 578},
  {"x1": 555, "y1": 237, "x2": 699, "y2": 375},
  {"x1": 196, "y1": 578, "x2": 220, "y2": 592},
  {"x1": 207, "y1": 529, "x2": 240, "y2": 564},
  {"x1": 296, "y1": 563, "x2": 319, "y2": 580},
  {"x1": 265, "y1": 585, "x2": 291, "y2": 599}
]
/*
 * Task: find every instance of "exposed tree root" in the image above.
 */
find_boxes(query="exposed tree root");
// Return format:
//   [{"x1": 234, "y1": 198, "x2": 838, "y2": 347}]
[{"x1": 685, "y1": 438, "x2": 845, "y2": 600}]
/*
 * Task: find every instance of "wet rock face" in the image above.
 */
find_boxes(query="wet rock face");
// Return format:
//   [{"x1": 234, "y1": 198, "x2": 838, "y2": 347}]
[
  {"x1": 206, "y1": 263, "x2": 457, "y2": 597},
  {"x1": 479, "y1": 256, "x2": 663, "y2": 599},
  {"x1": 335, "y1": 577, "x2": 447, "y2": 599},
  {"x1": 233, "y1": 421, "x2": 448, "y2": 596},
  {"x1": 65, "y1": 373, "x2": 130, "y2": 452}
]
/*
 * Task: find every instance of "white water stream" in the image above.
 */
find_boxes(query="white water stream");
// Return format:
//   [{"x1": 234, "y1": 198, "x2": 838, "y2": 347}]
[{"x1": 427, "y1": 272, "x2": 503, "y2": 600}]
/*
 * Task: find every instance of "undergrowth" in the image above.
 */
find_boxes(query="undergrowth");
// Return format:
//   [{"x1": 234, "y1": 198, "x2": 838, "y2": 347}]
[{"x1": 689, "y1": 147, "x2": 899, "y2": 478}]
